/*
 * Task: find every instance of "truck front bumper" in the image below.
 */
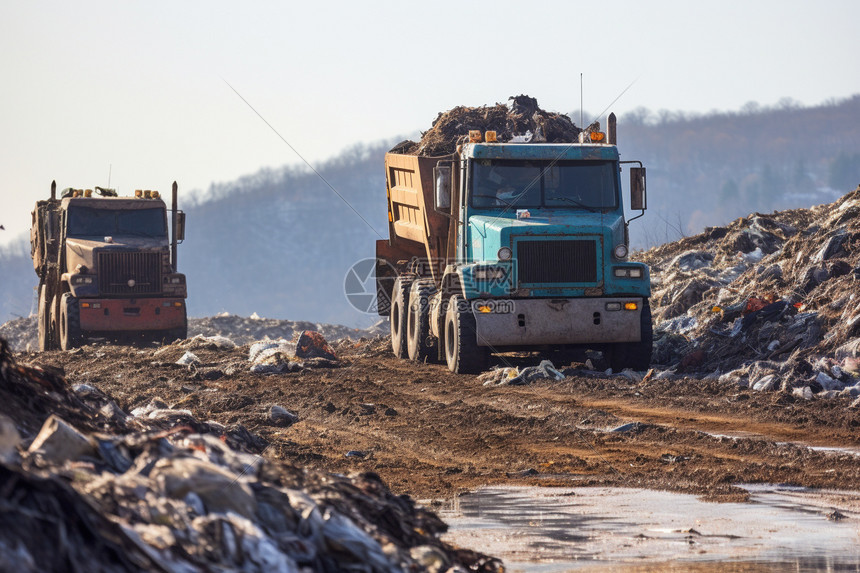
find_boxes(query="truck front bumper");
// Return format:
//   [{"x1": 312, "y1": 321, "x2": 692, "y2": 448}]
[
  {"x1": 78, "y1": 298, "x2": 186, "y2": 332},
  {"x1": 473, "y1": 297, "x2": 643, "y2": 347}
]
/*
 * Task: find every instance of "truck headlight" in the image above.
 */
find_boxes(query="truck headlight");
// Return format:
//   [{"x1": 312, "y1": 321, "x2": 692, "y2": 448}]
[
  {"x1": 72, "y1": 275, "x2": 93, "y2": 285},
  {"x1": 473, "y1": 266, "x2": 506, "y2": 281},
  {"x1": 497, "y1": 247, "x2": 512, "y2": 261},
  {"x1": 613, "y1": 244, "x2": 629, "y2": 260},
  {"x1": 614, "y1": 267, "x2": 643, "y2": 278}
]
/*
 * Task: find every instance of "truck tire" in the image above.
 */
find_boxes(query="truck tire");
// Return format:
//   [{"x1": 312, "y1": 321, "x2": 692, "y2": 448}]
[
  {"x1": 407, "y1": 279, "x2": 438, "y2": 362},
  {"x1": 38, "y1": 285, "x2": 52, "y2": 351},
  {"x1": 609, "y1": 299, "x2": 653, "y2": 372},
  {"x1": 389, "y1": 276, "x2": 414, "y2": 359},
  {"x1": 59, "y1": 293, "x2": 84, "y2": 351},
  {"x1": 50, "y1": 294, "x2": 60, "y2": 350},
  {"x1": 444, "y1": 294, "x2": 488, "y2": 374}
]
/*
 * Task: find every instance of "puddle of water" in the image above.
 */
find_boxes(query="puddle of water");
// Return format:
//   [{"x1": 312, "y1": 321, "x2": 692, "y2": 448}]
[{"x1": 438, "y1": 485, "x2": 860, "y2": 572}]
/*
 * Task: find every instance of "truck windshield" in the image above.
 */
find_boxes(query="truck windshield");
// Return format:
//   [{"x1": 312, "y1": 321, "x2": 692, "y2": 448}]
[
  {"x1": 67, "y1": 206, "x2": 167, "y2": 238},
  {"x1": 470, "y1": 159, "x2": 618, "y2": 211}
]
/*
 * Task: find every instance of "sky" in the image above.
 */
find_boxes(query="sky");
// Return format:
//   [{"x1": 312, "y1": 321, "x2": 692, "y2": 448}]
[{"x1": 1, "y1": 0, "x2": 859, "y2": 248}]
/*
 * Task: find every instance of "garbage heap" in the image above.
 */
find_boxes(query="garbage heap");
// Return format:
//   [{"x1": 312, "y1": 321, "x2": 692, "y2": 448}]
[
  {"x1": 0, "y1": 313, "x2": 390, "y2": 353},
  {"x1": 0, "y1": 339, "x2": 500, "y2": 572},
  {"x1": 392, "y1": 95, "x2": 583, "y2": 156},
  {"x1": 640, "y1": 186, "x2": 860, "y2": 402}
]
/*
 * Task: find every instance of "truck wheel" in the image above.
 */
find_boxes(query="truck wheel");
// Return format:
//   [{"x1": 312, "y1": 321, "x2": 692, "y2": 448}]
[
  {"x1": 407, "y1": 279, "x2": 438, "y2": 362},
  {"x1": 609, "y1": 299, "x2": 653, "y2": 372},
  {"x1": 389, "y1": 276, "x2": 413, "y2": 359},
  {"x1": 444, "y1": 295, "x2": 488, "y2": 374},
  {"x1": 38, "y1": 285, "x2": 52, "y2": 351},
  {"x1": 59, "y1": 293, "x2": 84, "y2": 351},
  {"x1": 50, "y1": 295, "x2": 60, "y2": 350}
]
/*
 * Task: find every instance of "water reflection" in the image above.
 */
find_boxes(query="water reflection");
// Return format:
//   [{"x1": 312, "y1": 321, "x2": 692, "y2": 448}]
[{"x1": 439, "y1": 485, "x2": 860, "y2": 572}]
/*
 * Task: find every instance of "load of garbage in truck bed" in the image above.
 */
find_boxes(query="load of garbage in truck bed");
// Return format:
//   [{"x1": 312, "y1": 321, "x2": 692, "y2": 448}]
[
  {"x1": 0, "y1": 338, "x2": 499, "y2": 572},
  {"x1": 391, "y1": 95, "x2": 583, "y2": 156},
  {"x1": 642, "y1": 185, "x2": 860, "y2": 402}
]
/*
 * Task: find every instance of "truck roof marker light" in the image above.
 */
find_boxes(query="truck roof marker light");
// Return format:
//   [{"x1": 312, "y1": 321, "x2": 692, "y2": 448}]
[
  {"x1": 152, "y1": 191, "x2": 160, "y2": 199},
  {"x1": 485, "y1": 131, "x2": 497, "y2": 143},
  {"x1": 84, "y1": 189, "x2": 93, "y2": 197},
  {"x1": 135, "y1": 190, "x2": 143, "y2": 198},
  {"x1": 624, "y1": 302, "x2": 638, "y2": 311},
  {"x1": 144, "y1": 190, "x2": 152, "y2": 198},
  {"x1": 469, "y1": 130, "x2": 482, "y2": 143},
  {"x1": 590, "y1": 132, "x2": 606, "y2": 142}
]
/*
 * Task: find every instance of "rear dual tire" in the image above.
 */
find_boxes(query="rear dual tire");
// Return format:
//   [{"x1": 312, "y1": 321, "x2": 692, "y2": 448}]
[
  {"x1": 389, "y1": 276, "x2": 414, "y2": 359},
  {"x1": 406, "y1": 279, "x2": 438, "y2": 362}
]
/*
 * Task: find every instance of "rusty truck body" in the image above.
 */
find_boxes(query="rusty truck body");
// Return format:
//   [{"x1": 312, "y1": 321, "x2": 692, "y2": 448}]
[
  {"x1": 31, "y1": 182, "x2": 187, "y2": 350},
  {"x1": 376, "y1": 115, "x2": 652, "y2": 373}
]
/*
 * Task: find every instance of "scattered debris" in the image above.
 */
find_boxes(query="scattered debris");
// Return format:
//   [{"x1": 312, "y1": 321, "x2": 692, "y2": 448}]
[
  {"x1": 0, "y1": 337, "x2": 501, "y2": 572},
  {"x1": 0, "y1": 314, "x2": 389, "y2": 353},
  {"x1": 478, "y1": 360, "x2": 564, "y2": 386}
]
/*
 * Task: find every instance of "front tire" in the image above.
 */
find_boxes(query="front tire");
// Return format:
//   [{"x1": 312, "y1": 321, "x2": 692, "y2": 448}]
[
  {"x1": 444, "y1": 295, "x2": 488, "y2": 374},
  {"x1": 59, "y1": 293, "x2": 83, "y2": 351},
  {"x1": 407, "y1": 279, "x2": 437, "y2": 362},
  {"x1": 609, "y1": 299, "x2": 653, "y2": 372}
]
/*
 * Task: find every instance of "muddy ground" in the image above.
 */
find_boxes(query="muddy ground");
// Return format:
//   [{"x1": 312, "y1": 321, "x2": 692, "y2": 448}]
[{"x1": 18, "y1": 337, "x2": 860, "y2": 506}]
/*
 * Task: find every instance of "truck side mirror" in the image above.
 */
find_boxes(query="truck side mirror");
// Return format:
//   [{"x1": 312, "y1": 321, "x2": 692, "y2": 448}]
[
  {"x1": 175, "y1": 212, "x2": 186, "y2": 242},
  {"x1": 630, "y1": 167, "x2": 647, "y2": 211},
  {"x1": 433, "y1": 165, "x2": 451, "y2": 211}
]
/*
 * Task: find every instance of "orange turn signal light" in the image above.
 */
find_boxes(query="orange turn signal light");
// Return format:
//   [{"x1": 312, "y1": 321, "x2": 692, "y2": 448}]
[
  {"x1": 590, "y1": 131, "x2": 606, "y2": 142},
  {"x1": 624, "y1": 302, "x2": 638, "y2": 311}
]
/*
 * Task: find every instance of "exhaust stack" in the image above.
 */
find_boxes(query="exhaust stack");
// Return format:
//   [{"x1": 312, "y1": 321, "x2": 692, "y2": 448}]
[
  {"x1": 171, "y1": 181, "x2": 178, "y2": 272},
  {"x1": 608, "y1": 113, "x2": 617, "y2": 145}
]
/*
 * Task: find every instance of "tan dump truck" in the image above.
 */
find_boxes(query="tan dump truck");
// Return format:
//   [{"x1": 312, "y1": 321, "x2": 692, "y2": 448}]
[{"x1": 31, "y1": 182, "x2": 188, "y2": 350}]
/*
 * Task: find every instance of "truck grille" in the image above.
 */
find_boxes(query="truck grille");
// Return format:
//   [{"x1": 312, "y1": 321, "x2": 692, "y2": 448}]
[
  {"x1": 517, "y1": 239, "x2": 598, "y2": 284},
  {"x1": 98, "y1": 251, "x2": 162, "y2": 295}
]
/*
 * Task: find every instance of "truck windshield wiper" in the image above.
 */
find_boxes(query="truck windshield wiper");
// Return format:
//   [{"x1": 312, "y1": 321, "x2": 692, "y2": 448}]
[{"x1": 549, "y1": 196, "x2": 600, "y2": 212}]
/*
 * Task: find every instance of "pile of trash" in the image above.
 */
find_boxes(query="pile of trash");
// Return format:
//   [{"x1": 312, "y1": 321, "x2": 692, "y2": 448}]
[
  {"x1": 0, "y1": 313, "x2": 389, "y2": 353},
  {"x1": 392, "y1": 95, "x2": 583, "y2": 156},
  {"x1": 640, "y1": 185, "x2": 860, "y2": 402},
  {"x1": 249, "y1": 330, "x2": 341, "y2": 373},
  {"x1": 0, "y1": 338, "x2": 501, "y2": 572},
  {"x1": 478, "y1": 360, "x2": 565, "y2": 386}
]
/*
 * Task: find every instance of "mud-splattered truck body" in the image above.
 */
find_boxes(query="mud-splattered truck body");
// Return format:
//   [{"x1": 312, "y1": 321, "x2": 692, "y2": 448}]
[
  {"x1": 377, "y1": 116, "x2": 652, "y2": 373},
  {"x1": 31, "y1": 182, "x2": 187, "y2": 350}
]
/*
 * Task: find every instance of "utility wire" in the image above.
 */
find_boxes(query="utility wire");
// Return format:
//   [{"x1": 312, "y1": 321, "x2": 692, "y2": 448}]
[{"x1": 222, "y1": 78, "x2": 384, "y2": 240}]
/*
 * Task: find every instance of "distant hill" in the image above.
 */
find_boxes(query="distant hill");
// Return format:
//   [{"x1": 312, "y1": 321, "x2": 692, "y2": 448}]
[{"x1": 2, "y1": 96, "x2": 859, "y2": 325}]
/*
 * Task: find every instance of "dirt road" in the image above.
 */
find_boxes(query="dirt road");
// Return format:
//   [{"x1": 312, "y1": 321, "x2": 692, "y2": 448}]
[{"x1": 25, "y1": 337, "x2": 860, "y2": 505}]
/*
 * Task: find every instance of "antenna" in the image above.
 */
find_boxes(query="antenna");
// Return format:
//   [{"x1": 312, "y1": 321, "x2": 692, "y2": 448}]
[
  {"x1": 580, "y1": 73, "x2": 584, "y2": 127},
  {"x1": 108, "y1": 164, "x2": 112, "y2": 187}
]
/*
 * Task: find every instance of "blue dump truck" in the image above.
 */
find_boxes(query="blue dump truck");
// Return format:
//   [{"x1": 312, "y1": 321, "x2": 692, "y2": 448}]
[{"x1": 376, "y1": 112, "x2": 651, "y2": 373}]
